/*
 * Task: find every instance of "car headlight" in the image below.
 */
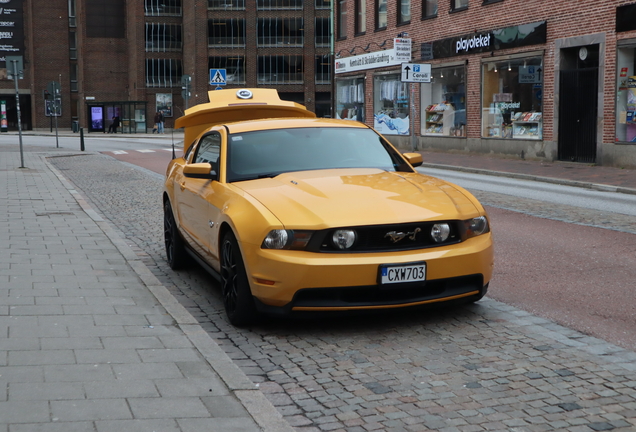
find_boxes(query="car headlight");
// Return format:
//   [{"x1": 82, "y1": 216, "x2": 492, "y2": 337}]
[
  {"x1": 332, "y1": 229, "x2": 356, "y2": 250},
  {"x1": 464, "y1": 216, "x2": 489, "y2": 238},
  {"x1": 431, "y1": 223, "x2": 451, "y2": 243},
  {"x1": 262, "y1": 230, "x2": 313, "y2": 250}
]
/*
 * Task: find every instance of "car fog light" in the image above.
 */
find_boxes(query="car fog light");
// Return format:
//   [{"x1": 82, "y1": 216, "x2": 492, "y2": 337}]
[
  {"x1": 431, "y1": 223, "x2": 450, "y2": 243},
  {"x1": 263, "y1": 230, "x2": 289, "y2": 249},
  {"x1": 332, "y1": 229, "x2": 356, "y2": 250},
  {"x1": 467, "y1": 216, "x2": 489, "y2": 236}
]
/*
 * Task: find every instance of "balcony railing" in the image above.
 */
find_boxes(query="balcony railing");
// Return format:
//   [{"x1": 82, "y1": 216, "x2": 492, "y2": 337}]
[
  {"x1": 257, "y1": 36, "x2": 303, "y2": 47},
  {"x1": 257, "y1": 73, "x2": 303, "y2": 84},
  {"x1": 208, "y1": 0, "x2": 246, "y2": 10}
]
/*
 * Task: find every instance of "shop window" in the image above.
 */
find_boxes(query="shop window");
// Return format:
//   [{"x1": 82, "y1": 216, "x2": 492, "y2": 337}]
[
  {"x1": 450, "y1": 0, "x2": 468, "y2": 12},
  {"x1": 376, "y1": 0, "x2": 387, "y2": 29},
  {"x1": 373, "y1": 74, "x2": 410, "y2": 135},
  {"x1": 481, "y1": 56, "x2": 543, "y2": 140},
  {"x1": 257, "y1": 18, "x2": 303, "y2": 47},
  {"x1": 398, "y1": 0, "x2": 411, "y2": 24},
  {"x1": 315, "y1": 17, "x2": 331, "y2": 47},
  {"x1": 209, "y1": 19, "x2": 246, "y2": 47},
  {"x1": 336, "y1": 77, "x2": 365, "y2": 121},
  {"x1": 257, "y1": 55, "x2": 304, "y2": 84},
  {"x1": 423, "y1": 0, "x2": 437, "y2": 18},
  {"x1": 355, "y1": 0, "x2": 366, "y2": 34},
  {"x1": 338, "y1": 0, "x2": 347, "y2": 38},
  {"x1": 616, "y1": 45, "x2": 636, "y2": 143},
  {"x1": 208, "y1": 0, "x2": 245, "y2": 10},
  {"x1": 421, "y1": 65, "x2": 465, "y2": 137},
  {"x1": 209, "y1": 56, "x2": 246, "y2": 85}
]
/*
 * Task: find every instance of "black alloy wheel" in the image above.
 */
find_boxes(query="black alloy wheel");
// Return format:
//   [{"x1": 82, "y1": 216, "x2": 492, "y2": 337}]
[
  {"x1": 220, "y1": 231, "x2": 258, "y2": 326},
  {"x1": 164, "y1": 200, "x2": 187, "y2": 270}
]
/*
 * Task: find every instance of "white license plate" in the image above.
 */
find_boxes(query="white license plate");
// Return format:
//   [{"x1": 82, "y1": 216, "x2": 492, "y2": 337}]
[{"x1": 380, "y1": 262, "x2": 426, "y2": 284}]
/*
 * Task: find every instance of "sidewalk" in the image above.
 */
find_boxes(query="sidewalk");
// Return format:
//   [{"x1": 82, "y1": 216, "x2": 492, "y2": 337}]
[
  {"x1": 0, "y1": 150, "x2": 293, "y2": 430},
  {"x1": 416, "y1": 149, "x2": 636, "y2": 195}
]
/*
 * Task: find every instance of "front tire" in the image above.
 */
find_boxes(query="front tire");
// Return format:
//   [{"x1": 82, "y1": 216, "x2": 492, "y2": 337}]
[
  {"x1": 164, "y1": 200, "x2": 187, "y2": 270},
  {"x1": 220, "y1": 231, "x2": 258, "y2": 326}
]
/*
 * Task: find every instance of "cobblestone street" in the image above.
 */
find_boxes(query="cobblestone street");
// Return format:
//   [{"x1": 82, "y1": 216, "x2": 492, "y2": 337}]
[{"x1": 49, "y1": 152, "x2": 636, "y2": 432}]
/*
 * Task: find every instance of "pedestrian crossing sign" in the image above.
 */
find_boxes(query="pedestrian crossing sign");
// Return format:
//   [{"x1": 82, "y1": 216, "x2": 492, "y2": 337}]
[{"x1": 209, "y1": 69, "x2": 227, "y2": 86}]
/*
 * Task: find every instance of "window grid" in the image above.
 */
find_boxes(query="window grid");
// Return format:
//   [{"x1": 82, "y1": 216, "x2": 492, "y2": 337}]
[
  {"x1": 145, "y1": 59, "x2": 183, "y2": 88},
  {"x1": 208, "y1": 0, "x2": 246, "y2": 11},
  {"x1": 315, "y1": 55, "x2": 331, "y2": 84},
  {"x1": 209, "y1": 19, "x2": 246, "y2": 47},
  {"x1": 70, "y1": 63, "x2": 78, "y2": 92},
  {"x1": 450, "y1": 0, "x2": 468, "y2": 11},
  {"x1": 69, "y1": 32, "x2": 77, "y2": 60},
  {"x1": 355, "y1": 0, "x2": 366, "y2": 34},
  {"x1": 145, "y1": 0, "x2": 182, "y2": 16},
  {"x1": 315, "y1": 17, "x2": 331, "y2": 47},
  {"x1": 146, "y1": 23, "x2": 183, "y2": 52},
  {"x1": 338, "y1": 0, "x2": 347, "y2": 38},
  {"x1": 398, "y1": 0, "x2": 411, "y2": 24},
  {"x1": 256, "y1": 0, "x2": 303, "y2": 11},
  {"x1": 376, "y1": 0, "x2": 387, "y2": 29},
  {"x1": 423, "y1": 0, "x2": 437, "y2": 18},
  {"x1": 68, "y1": 0, "x2": 76, "y2": 27},
  {"x1": 257, "y1": 18, "x2": 304, "y2": 47},
  {"x1": 257, "y1": 55, "x2": 304, "y2": 84},
  {"x1": 316, "y1": 0, "x2": 331, "y2": 10},
  {"x1": 209, "y1": 56, "x2": 246, "y2": 85}
]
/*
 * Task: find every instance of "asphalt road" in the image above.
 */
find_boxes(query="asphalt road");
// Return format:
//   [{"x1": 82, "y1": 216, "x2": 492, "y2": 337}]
[{"x1": 42, "y1": 145, "x2": 636, "y2": 431}]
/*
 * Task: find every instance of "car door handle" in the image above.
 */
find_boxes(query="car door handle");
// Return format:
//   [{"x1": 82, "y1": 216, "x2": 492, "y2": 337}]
[{"x1": 180, "y1": 182, "x2": 186, "y2": 191}]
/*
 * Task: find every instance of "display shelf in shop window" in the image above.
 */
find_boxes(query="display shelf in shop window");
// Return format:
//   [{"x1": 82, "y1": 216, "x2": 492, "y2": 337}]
[
  {"x1": 512, "y1": 112, "x2": 542, "y2": 139},
  {"x1": 425, "y1": 103, "x2": 454, "y2": 135}
]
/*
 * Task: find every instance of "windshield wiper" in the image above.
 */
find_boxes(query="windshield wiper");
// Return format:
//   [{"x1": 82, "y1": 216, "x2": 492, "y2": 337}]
[{"x1": 257, "y1": 172, "x2": 281, "y2": 179}]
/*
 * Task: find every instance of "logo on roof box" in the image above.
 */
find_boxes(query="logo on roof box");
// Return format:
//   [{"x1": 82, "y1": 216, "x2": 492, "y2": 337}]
[{"x1": 236, "y1": 89, "x2": 253, "y2": 100}]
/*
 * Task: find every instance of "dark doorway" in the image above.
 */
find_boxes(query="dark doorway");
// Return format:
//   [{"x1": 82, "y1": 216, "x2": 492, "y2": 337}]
[
  {"x1": 558, "y1": 45, "x2": 599, "y2": 163},
  {"x1": 1, "y1": 95, "x2": 32, "y2": 131}
]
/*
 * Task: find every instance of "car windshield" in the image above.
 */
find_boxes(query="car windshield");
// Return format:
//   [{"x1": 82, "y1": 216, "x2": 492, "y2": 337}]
[{"x1": 226, "y1": 127, "x2": 412, "y2": 182}]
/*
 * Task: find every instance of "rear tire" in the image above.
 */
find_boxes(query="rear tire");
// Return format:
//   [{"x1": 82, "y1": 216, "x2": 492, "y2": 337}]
[
  {"x1": 164, "y1": 200, "x2": 187, "y2": 270},
  {"x1": 220, "y1": 231, "x2": 258, "y2": 326}
]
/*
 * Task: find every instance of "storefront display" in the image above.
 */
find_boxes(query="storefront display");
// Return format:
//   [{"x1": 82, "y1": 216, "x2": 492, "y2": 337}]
[
  {"x1": 373, "y1": 74, "x2": 410, "y2": 135},
  {"x1": 336, "y1": 77, "x2": 365, "y2": 122},
  {"x1": 616, "y1": 44, "x2": 636, "y2": 143},
  {"x1": 481, "y1": 56, "x2": 543, "y2": 139},
  {"x1": 421, "y1": 65, "x2": 466, "y2": 136}
]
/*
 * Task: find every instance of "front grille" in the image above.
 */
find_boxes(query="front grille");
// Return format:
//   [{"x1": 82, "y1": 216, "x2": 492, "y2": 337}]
[
  {"x1": 292, "y1": 274, "x2": 483, "y2": 308},
  {"x1": 306, "y1": 221, "x2": 463, "y2": 253}
]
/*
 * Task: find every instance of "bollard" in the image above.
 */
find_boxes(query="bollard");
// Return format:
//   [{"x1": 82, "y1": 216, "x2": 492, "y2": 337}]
[{"x1": 80, "y1": 127, "x2": 85, "y2": 151}]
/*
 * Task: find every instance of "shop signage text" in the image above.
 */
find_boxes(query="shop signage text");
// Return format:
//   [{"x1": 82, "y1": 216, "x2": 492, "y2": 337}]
[
  {"x1": 0, "y1": 1, "x2": 23, "y2": 68},
  {"x1": 394, "y1": 38, "x2": 412, "y2": 62},
  {"x1": 455, "y1": 34, "x2": 492, "y2": 54},
  {"x1": 335, "y1": 48, "x2": 401, "y2": 74},
  {"x1": 401, "y1": 63, "x2": 431, "y2": 83}
]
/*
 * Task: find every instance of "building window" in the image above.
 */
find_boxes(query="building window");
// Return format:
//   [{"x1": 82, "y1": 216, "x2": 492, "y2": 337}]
[
  {"x1": 145, "y1": 0, "x2": 182, "y2": 16},
  {"x1": 146, "y1": 59, "x2": 183, "y2": 88},
  {"x1": 421, "y1": 65, "x2": 465, "y2": 136},
  {"x1": 450, "y1": 0, "x2": 468, "y2": 11},
  {"x1": 336, "y1": 77, "x2": 365, "y2": 121},
  {"x1": 316, "y1": 0, "x2": 331, "y2": 10},
  {"x1": 616, "y1": 45, "x2": 636, "y2": 143},
  {"x1": 315, "y1": 18, "x2": 330, "y2": 47},
  {"x1": 398, "y1": 0, "x2": 411, "y2": 25},
  {"x1": 70, "y1": 63, "x2": 78, "y2": 92},
  {"x1": 374, "y1": 74, "x2": 410, "y2": 135},
  {"x1": 146, "y1": 23, "x2": 182, "y2": 52},
  {"x1": 69, "y1": 32, "x2": 77, "y2": 60},
  {"x1": 481, "y1": 56, "x2": 543, "y2": 139},
  {"x1": 209, "y1": 56, "x2": 246, "y2": 85},
  {"x1": 257, "y1": 55, "x2": 304, "y2": 84},
  {"x1": 423, "y1": 0, "x2": 437, "y2": 18},
  {"x1": 355, "y1": 0, "x2": 366, "y2": 34},
  {"x1": 376, "y1": 0, "x2": 387, "y2": 29},
  {"x1": 86, "y1": 0, "x2": 125, "y2": 38},
  {"x1": 257, "y1": 0, "x2": 303, "y2": 10},
  {"x1": 208, "y1": 0, "x2": 245, "y2": 10},
  {"x1": 68, "y1": 0, "x2": 76, "y2": 27},
  {"x1": 257, "y1": 18, "x2": 303, "y2": 47},
  {"x1": 315, "y1": 55, "x2": 331, "y2": 84},
  {"x1": 209, "y1": 19, "x2": 246, "y2": 47},
  {"x1": 338, "y1": 0, "x2": 347, "y2": 38}
]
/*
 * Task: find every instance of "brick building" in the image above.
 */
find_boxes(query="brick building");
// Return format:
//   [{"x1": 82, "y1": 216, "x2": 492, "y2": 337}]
[
  {"x1": 334, "y1": 0, "x2": 636, "y2": 168},
  {"x1": 0, "y1": 0, "x2": 332, "y2": 134}
]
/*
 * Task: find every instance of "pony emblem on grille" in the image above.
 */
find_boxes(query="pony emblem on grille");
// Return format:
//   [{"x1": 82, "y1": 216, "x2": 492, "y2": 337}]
[{"x1": 384, "y1": 227, "x2": 421, "y2": 243}]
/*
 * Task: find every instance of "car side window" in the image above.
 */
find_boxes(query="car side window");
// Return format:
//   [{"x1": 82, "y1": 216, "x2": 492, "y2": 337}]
[{"x1": 194, "y1": 133, "x2": 221, "y2": 165}]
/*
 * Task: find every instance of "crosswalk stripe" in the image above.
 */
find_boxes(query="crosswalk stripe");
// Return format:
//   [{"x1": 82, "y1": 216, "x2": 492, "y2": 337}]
[
  {"x1": 112, "y1": 150, "x2": 128, "y2": 155},
  {"x1": 137, "y1": 149, "x2": 156, "y2": 153}
]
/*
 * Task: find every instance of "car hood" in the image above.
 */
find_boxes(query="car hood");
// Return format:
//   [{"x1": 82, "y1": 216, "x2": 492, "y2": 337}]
[{"x1": 233, "y1": 168, "x2": 480, "y2": 228}]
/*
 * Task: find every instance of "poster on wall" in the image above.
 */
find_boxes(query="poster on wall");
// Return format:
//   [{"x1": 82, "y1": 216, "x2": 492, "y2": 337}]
[
  {"x1": 373, "y1": 114, "x2": 410, "y2": 135},
  {"x1": 156, "y1": 93, "x2": 172, "y2": 117},
  {"x1": 91, "y1": 106, "x2": 103, "y2": 130}
]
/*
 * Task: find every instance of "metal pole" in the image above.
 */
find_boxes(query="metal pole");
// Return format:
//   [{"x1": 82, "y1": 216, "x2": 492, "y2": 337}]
[
  {"x1": 12, "y1": 60, "x2": 24, "y2": 168},
  {"x1": 410, "y1": 83, "x2": 417, "y2": 151},
  {"x1": 55, "y1": 77, "x2": 60, "y2": 148},
  {"x1": 80, "y1": 127, "x2": 85, "y2": 151}
]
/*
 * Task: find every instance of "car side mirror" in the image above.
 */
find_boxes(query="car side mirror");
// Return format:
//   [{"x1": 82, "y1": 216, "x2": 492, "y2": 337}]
[
  {"x1": 402, "y1": 152, "x2": 423, "y2": 167},
  {"x1": 183, "y1": 162, "x2": 218, "y2": 180}
]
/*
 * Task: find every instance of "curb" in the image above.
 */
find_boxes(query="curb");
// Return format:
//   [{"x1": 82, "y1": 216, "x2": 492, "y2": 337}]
[
  {"x1": 419, "y1": 162, "x2": 636, "y2": 196},
  {"x1": 45, "y1": 155, "x2": 295, "y2": 432}
]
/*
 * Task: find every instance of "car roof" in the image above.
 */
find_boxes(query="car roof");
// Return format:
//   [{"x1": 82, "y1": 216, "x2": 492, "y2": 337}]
[{"x1": 175, "y1": 88, "x2": 317, "y2": 149}]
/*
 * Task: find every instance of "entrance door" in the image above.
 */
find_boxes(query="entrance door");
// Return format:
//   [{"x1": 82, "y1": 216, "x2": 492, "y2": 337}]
[{"x1": 558, "y1": 46, "x2": 599, "y2": 163}]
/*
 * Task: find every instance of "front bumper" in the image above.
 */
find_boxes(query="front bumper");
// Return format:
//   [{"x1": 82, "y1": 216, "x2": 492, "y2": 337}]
[{"x1": 241, "y1": 233, "x2": 494, "y2": 312}]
